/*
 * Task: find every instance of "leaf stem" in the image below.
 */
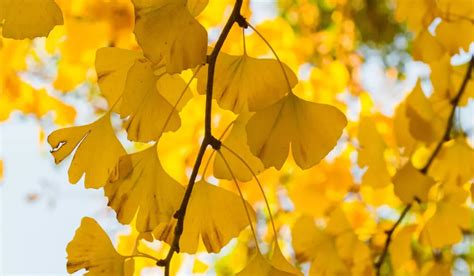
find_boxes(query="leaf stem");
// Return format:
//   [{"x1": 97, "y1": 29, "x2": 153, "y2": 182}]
[
  {"x1": 375, "y1": 56, "x2": 473, "y2": 275},
  {"x1": 157, "y1": 1, "x2": 244, "y2": 274},
  {"x1": 221, "y1": 144, "x2": 278, "y2": 240},
  {"x1": 247, "y1": 22, "x2": 293, "y2": 93},
  {"x1": 217, "y1": 150, "x2": 260, "y2": 251}
]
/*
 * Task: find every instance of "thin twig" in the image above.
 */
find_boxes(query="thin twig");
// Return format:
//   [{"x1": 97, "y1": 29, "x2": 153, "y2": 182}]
[
  {"x1": 156, "y1": 1, "x2": 244, "y2": 275},
  {"x1": 375, "y1": 56, "x2": 473, "y2": 275}
]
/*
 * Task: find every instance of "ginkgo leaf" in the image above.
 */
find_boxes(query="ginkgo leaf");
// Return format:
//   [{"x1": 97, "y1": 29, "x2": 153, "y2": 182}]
[
  {"x1": 413, "y1": 30, "x2": 444, "y2": 63},
  {"x1": 429, "y1": 138, "x2": 474, "y2": 186},
  {"x1": 246, "y1": 93, "x2": 347, "y2": 170},
  {"x1": 154, "y1": 180, "x2": 255, "y2": 253},
  {"x1": 392, "y1": 162, "x2": 435, "y2": 204},
  {"x1": 436, "y1": 20, "x2": 474, "y2": 54},
  {"x1": 270, "y1": 242, "x2": 302, "y2": 275},
  {"x1": 196, "y1": 51, "x2": 298, "y2": 112},
  {"x1": 121, "y1": 59, "x2": 181, "y2": 142},
  {"x1": 236, "y1": 251, "x2": 295, "y2": 276},
  {"x1": 420, "y1": 187, "x2": 470, "y2": 248},
  {"x1": 67, "y1": 217, "x2": 134, "y2": 275},
  {"x1": 389, "y1": 225, "x2": 415, "y2": 269},
  {"x1": 133, "y1": 0, "x2": 207, "y2": 73},
  {"x1": 48, "y1": 113, "x2": 126, "y2": 188},
  {"x1": 394, "y1": 0, "x2": 434, "y2": 32},
  {"x1": 95, "y1": 47, "x2": 143, "y2": 112},
  {"x1": 0, "y1": 0, "x2": 63, "y2": 39},
  {"x1": 357, "y1": 116, "x2": 391, "y2": 188},
  {"x1": 105, "y1": 145, "x2": 185, "y2": 233},
  {"x1": 214, "y1": 113, "x2": 264, "y2": 182},
  {"x1": 405, "y1": 82, "x2": 444, "y2": 144},
  {"x1": 292, "y1": 216, "x2": 348, "y2": 275}
]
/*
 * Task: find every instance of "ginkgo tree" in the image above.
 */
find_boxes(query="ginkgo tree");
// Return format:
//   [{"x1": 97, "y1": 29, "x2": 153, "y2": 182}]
[{"x1": 1, "y1": 0, "x2": 473, "y2": 275}]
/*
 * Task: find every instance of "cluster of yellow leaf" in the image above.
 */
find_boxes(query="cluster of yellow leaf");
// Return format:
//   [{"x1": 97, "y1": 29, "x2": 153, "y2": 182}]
[
  {"x1": 2, "y1": 0, "x2": 473, "y2": 274},
  {"x1": 35, "y1": 0, "x2": 350, "y2": 274}
]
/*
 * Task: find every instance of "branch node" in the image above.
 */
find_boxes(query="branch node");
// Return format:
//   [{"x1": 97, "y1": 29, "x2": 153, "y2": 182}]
[
  {"x1": 156, "y1": 259, "x2": 167, "y2": 267},
  {"x1": 236, "y1": 14, "x2": 248, "y2": 28},
  {"x1": 209, "y1": 136, "x2": 222, "y2": 150}
]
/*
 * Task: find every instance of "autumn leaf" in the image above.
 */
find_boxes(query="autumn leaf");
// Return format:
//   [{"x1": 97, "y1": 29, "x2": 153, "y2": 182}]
[
  {"x1": 357, "y1": 116, "x2": 391, "y2": 188},
  {"x1": 246, "y1": 93, "x2": 347, "y2": 170},
  {"x1": 214, "y1": 112, "x2": 264, "y2": 182},
  {"x1": 420, "y1": 187, "x2": 470, "y2": 248},
  {"x1": 196, "y1": 51, "x2": 298, "y2": 112},
  {"x1": 132, "y1": 0, "x2": 207, "y2": 73},
  {"x1": 392, "y1": 162, "x2": 435, "y2": 204},
  {"x1": 105, "y1": 145, "x2": 185, "y2": 233},
  {"x1": 154, "y1": 180, "x2": 255, "y2": 254},
  {"x1": 236, "y1": 251, "x2": 296, "y2": 276},
  {"x1": 0, "y1": 0, "x2": 63, "y2": 39},
  {"x1": 120, "y1": 59, "x2": 183, "y2": 142},
  {"x1": 95, "y1": 47, "x2": 143, "y2": 112},
  {"x1": 48, "y1": 113, "x2": 126, "y2": 188},
  {"x1": 67, "y1": 217, "x2": 134, "y2": 275}
]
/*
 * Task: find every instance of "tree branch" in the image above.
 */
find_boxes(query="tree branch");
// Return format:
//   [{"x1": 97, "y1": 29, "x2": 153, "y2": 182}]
[
  {"x1": 156, "y1": 1, "x2": 244, "y2": 275},
  {"x1": 375, "y1": 55, "x2": 474, "y2": 275}
]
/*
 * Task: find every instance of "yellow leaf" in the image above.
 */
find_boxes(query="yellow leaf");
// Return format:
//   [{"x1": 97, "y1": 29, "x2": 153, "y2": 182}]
[
  {"x1": 358, "y1": 116, "x2": 391, "y2": 188},
  {"x1": 413, "y1": 30, "x2": 444, "y2": 63},
  {"x1": 246, "y1": 93, "x2": 347, "y2": 170},
  {"x1": 392, "y1": 162, "x2": 435, "y2": 204},
  {"x1": 214, "y1": 112, "x2": 264, "y2": 182},
  {"x1": 237, "y1": 251, "x2": 295, "y2": 276},
  {"x1": 67, "y1": 217, "x2": 134, "y2": 275},
  {"x1": 389, "y1": 225, "x2": 416, "y2": 269},
  {"x1": 187, "y1": 0, "x2": 209, "y2": 16},
  {"x1": 429, "y1": 138, "x2": 474, "y2": 186},
  {"x1": 121, "y1": 59, "x2": 181, "y2": 142},
  {"x1": 395, "y1": 0, "x2": 433, "y2": 32},
  {"x1": 393, "y1": 101, "x2": 416, "y2": 155},
  {"x1": 154, "y1": 180, "x2": 255, "y2": 253},
  {"x1": 289, "y1": 157, "x2": 353, "y2": 217},
  {"x1": 431, "y1": 55, "x2": 474, "y2": 107},
  {"x1": 420, "y1": 188, "x2": 470, "y2": 248},
  {"x1": 192, "y1": 258, "x2": 208, "y2": 273},
  {"x1": 196, "y1": 51, "x2": 297, "y2": 112},
  {"x1": 437, "y1": 0, "x2": 474, "y2": 19},
  {"x1": 95, "y1": 47, "x2": 143, "y2": 112},
  {"x1": 105, "y1": 145, "x2": 185, "y2": 232},
  {"x1": 405, "y1": 82, "x2": 444, "y2": 144},
  {"x1": 436, "y1": 20, "x2": 474, "y2": 54},
  {"x1": 133, "y1": 0, "x2": 207, "y2": 73},
  {"x1": 0, "y1": 0, "x2": 63, "y2": 39},
  {"x1": 270, "y1": 242, "x2": 303, "y2": 275},
  {"x1": 421, "y1": 261, "x2": 451, "y2": 276},
  {"x1": 48, "y1": 113, "x2": 126, "y2": 188}
]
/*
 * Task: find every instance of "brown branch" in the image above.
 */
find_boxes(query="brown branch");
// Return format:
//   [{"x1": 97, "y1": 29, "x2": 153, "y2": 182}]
[
  {"x1": 156, "y1": 1, "x2": 244, "y2": 275},
  {"x1": 375, "y1": 56, "x2": 474, "y2": 275}
]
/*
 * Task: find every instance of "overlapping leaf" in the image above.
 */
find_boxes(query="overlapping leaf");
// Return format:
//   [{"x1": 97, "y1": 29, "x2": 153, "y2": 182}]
[
  {"x1": 214, "y1": 113, "x2": 264, "y2": 181},
  {"x1": 246, "y1": 93, "x2": 347, "y2": 170},
  {"x1": 357, "y1": 116, "x2": 390, "y2": 188},
  {"x1": 132, "y1": 0, "x2": 207, "y2": 73},
  {"x1": 0, "y1": 0, "x2": 63, "y2": 39},
  {"x1": 67, "y1": 217, "x2": 134, "y2": 275},
  {"x1": 154, "y1": 180, "x2": 255, "y2": 253},
  {"x1": 196, "y1": 52, "x2": 298, "y2": 112},
  {"x1": 95, "y1": 47, "x2": 143, "y2": 112},
  {"x1": 48, "y1": 113, "x2": 126, "y2": 188},
  {"x1": 420, "y1": 187, "x2": 470, "y2": 248},
  {"x1": 392, "y1": 162, "x2": 435, "y2": 204},
  {"x1": 121, "y1": 59, "x2": 183, "y2": 142},
  {"x1": 105, "y1": 145, "x2": 185, "y2": 233}
]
